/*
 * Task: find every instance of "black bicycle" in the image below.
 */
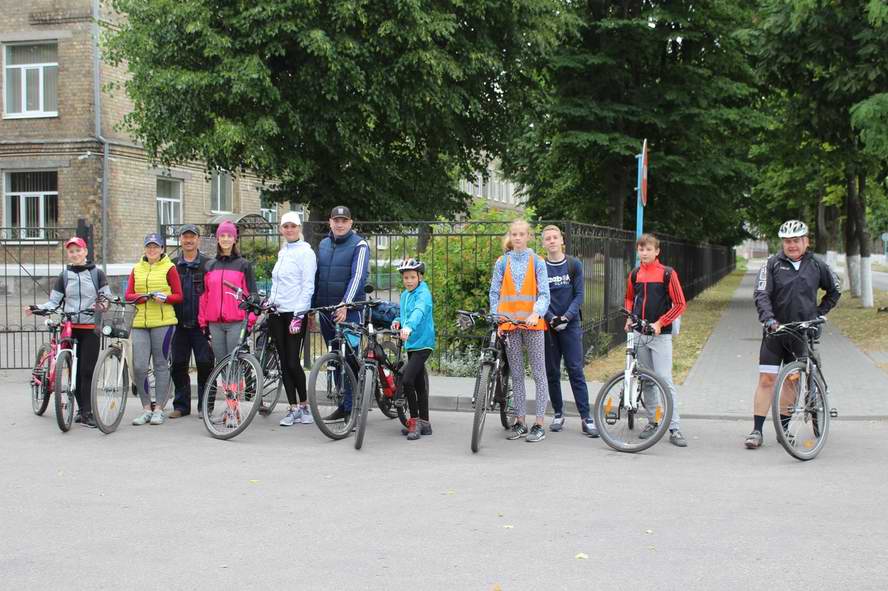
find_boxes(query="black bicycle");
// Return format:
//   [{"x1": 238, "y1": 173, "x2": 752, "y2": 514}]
[
  {"x1": 767, "y1": 318, "x2": 837, "y2": 461},
  {"x1": 456, "y1": 311, "x2": 518, "y2": 454},
  {"x1": 200, "y1": 280, "x2": 271, "y2": 440}
]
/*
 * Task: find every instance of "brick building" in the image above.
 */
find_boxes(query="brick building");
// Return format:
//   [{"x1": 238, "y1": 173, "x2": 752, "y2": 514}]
[{"x1": 0, "y1": 0, "x2": 291, "y2": 264}]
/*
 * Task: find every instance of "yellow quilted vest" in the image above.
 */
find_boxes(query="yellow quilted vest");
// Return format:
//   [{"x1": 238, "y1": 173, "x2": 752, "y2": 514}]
[{"x1": 132, "y1": 255, "x2": 178, "y2": 328}]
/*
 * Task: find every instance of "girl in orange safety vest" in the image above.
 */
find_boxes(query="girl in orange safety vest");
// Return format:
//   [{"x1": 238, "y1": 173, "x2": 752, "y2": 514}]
[{"x1": 488, "y1": 219, "x2": 551, "y2": 443}]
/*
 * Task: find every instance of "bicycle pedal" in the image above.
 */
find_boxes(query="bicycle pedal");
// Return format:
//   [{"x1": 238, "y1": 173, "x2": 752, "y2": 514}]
[
  {"x1": 829, "y1": 408, "x2": 838, "y2": 418},
  {"x1": 605, "y1": 411, "x2": 618, "y2": 425}
]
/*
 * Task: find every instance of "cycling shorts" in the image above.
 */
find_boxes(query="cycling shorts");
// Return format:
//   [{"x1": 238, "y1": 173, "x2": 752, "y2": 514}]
[{"x1": 758, "y1": 331, "x2": 806, "y2": 374}]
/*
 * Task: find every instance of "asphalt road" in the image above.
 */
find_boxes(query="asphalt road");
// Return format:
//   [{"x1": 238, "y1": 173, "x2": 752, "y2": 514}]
[{"x1": 2, "y1": 400, "x2": 887, "y2": 591}]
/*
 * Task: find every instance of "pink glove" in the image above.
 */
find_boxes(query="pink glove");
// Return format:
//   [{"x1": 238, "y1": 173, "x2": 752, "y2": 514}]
[{"x1": 289, "y1": 316, "x2": 303, "y2": 335}]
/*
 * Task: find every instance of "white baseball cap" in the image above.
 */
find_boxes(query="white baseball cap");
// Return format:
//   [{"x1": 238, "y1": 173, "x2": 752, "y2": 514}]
[{"x1": 280, "y1": 211, "x2": 302, "y2": 226}]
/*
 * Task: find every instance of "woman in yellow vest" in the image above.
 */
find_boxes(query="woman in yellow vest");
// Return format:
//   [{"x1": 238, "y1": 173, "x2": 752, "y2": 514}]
[
  {"x1": 488, "y1": 219, "x2": 551, "y2": 443},
  {"x1": 125, "y1": 233, "x2": 183, "y2": 426}
]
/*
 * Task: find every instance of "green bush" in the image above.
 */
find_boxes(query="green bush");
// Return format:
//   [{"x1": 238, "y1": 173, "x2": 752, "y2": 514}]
[{"x1": 240, "y1": 238, "x2": 279, "y2": 285}]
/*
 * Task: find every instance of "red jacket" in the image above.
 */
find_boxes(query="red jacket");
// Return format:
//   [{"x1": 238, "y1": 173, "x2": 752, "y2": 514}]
[{"x1": 624, "y1": 259, "x2": 686, "y2": 333}]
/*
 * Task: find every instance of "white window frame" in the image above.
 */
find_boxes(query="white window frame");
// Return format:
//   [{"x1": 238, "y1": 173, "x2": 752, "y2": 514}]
[
  {"x1": 210, "y1": 172, "x2": 232, "y2": 213},
  {"x1": 156, "y1": 177, "x2": 183, "y2": 245},
  {"x1": 3, "y1": 41, "x2": 59, "y2": 119},
  {"x1": 259, "y1": 192, "x2": 278, "y2": 225},
  {"x1": 2, "y1": 170, "x2": 59, "y2": 240}
]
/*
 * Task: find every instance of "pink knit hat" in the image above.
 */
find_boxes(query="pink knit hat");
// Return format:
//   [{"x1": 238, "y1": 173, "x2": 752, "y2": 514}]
[{"x1": 216, "y1": 221, "x2": 238, "y2": 239}]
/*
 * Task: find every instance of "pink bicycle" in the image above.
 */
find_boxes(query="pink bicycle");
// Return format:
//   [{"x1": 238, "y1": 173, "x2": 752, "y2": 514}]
[{"x1": 29, "y1": 305, "x2": 82, "y2": 432}]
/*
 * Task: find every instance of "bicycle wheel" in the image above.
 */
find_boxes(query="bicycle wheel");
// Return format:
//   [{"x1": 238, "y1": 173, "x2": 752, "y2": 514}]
[
  {"x1": 772, "y1": 361, "x2": 830, "y2": 461},
  {"x1": 31, "y1": 344, "x2": 52, "y2": 416},
  {"x1": 308, "y1": 352, "x2": 358, "y2": 440},
  {"x1": 91, "y1": 346, "x2": 129, "y2": 434},
  {"x1": 257, "y1": 342, "x2": 283, "y2": 416},
  {"x1": 54, "y1": 350, "x2": 75, "y2": 432},
  {"x1": 354, "y1": 367, "x2": 376, "y2": 450},
  {"x1": 471, "y1": 363, "x2": 494, "y2": 453},
  {"x1": 375, "y1": 342, "x2": 401, "y2": 419},
  {"x1": 594, "y1": 367, "x2": 672, "y2": 453},
  {"x1": 201, "y1": 353, "x2": 264, "y2": 440},
  {"x1": 497, "y1": 370, "x2": 516, "y2": 429}
]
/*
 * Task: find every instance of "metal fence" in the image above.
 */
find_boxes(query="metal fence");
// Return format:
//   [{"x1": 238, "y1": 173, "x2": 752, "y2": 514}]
[{"x1": 0, "y1": 219, "x2": 733, "y2": 370}]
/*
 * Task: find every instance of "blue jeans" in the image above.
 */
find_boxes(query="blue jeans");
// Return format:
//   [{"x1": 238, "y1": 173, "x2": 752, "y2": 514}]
[
  {"x1": 319, "y1": 311, "x2": 360, "y2": 412},
  {"x1": 544, "y1": 321, "x2": 590, "y2": 419}
]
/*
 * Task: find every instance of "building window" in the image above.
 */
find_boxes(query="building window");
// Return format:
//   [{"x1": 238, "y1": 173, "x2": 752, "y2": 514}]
[
  {"x1": 3, "y1": 171, "x2": 58, "y2": 239},
  {"x1": 156, "y1": 178, "x2": 182, "y2": 240},
  {"x1": 259, "y1": 192, "x2": 278, "y2": 225},
  {"x1": 3, "y1": 42, "x2": 58, "y2": 118},
  {"x1": 211, "y1": 172, "x2": 232, "y2": 212}
]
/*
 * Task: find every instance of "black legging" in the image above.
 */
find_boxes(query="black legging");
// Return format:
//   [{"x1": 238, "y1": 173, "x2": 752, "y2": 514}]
[
  {"x1": 72, "y1": 328, "x2": 99, "y2": 416},
  {"x1": 403, "y1": 349, "x2": 431, "y2": 421},
  {"x1": 268, "y1": 313, "x2": 307, "y2": 405}
]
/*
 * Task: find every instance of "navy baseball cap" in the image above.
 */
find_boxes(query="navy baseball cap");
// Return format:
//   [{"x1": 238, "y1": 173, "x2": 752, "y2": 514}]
[
  {"x1": 330, "y1": 205, "x2": 352, "y2": 220},
  {"x1": 178, "y1": 223, "x2": 200, "y2": 236},
  {"x1": 144, "y1": 232, "x2": 164, "y2": 246}
]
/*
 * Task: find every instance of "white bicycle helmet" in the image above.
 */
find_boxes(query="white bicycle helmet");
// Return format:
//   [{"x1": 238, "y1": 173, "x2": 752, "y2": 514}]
[
  {"x1": 778, "y1": 219, "x2": 808, "y2": 238},
  {"x1": 397, "y1": 258, "x2": 426, "y2": 275}
]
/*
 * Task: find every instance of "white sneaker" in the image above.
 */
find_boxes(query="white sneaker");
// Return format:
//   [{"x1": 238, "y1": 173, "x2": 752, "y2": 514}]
[
  {"x1": 279, "y1": 408, "x2": 300, "y2": 426},
  {"x1": 149, "y1": 410, "x2": 165, "y2": 425},
  {"x1": 132, "y1": 411, "x2": 152, "y2": 426},
  {"x1": 550, "y1": 414, "x2": 565, "y2": 432},
  {"x1": 299, "y1": 406, "x2": 314, "y2": 424}
]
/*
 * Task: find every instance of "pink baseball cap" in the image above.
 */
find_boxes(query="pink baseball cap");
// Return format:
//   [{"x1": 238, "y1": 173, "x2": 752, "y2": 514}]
[
  {"x1": 216, "y1": 221, "x2": 238, "y2": 239},
  {"x1": 64, "y1": 237, "x2": 87, "y2": 249}
]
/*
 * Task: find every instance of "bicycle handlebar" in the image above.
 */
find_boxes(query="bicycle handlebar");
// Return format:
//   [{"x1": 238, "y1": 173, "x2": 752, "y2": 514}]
[
  {"x1": 456, "y1": 310, "x2": 531, "y2": 327},
  {"x1": 621, "y1": 308, "x2": 654, "y2": 336}
]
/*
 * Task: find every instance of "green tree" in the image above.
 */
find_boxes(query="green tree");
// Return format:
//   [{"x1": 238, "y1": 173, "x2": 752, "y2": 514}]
[
  {"x1": 502, "y1": 0, "x2": 763, "y2": 244},
  {"x1": 105, "y1": 0, "x2": 568, "y2": 223}
]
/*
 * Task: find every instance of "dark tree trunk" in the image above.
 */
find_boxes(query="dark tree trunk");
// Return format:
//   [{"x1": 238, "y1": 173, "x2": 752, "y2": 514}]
[
  {"x1": 606, "y1": 164, "x2": 627, "y2": 230},
  {"x1": 304, "y1": 206, "x2": 327, "y2": 252},
  {"x1": 815, "y1": 194, "x2": 827, "y2": 254},
  {"x1": 857, "y1": 174, "x2": 870, "y2": 257},
  {"x1": 845, "y1": 175, "x2": 860, "y2": 257},
  {"x1": 416, "y1": 223, "x2": 432, "y2": 253}
]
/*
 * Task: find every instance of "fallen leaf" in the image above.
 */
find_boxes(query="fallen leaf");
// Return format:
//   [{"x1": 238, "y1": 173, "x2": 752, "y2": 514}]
[
  {"x1": 645, "y1": 529, "x2": 654, "y2": 535},
  {"x1": 492, "y1": 585, "x2": 503, "y2": 591},
  {"x1": 575, "y1": 552, "x2": 589, "y2": 560},
  {"x1": 497, "y1": 512, "x2": 504, "y2": 517},
  {"x1": 248, "y1": 480, "x2": 260, "y2": 484},
  {"x1": 503, "y1": 524, "x2": 514, "y2": 529},
  {"x1": 446, "y1": 490, "x2": 456, "y2": 495}
]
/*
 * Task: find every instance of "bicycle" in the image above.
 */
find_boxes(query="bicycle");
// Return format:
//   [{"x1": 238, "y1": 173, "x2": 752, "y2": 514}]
[
  {"x1": 767, "y1": 318, "x2": 837, "y2": 461},
  {"x1": 200, "y1": 280, "x2": 269, "y2": 440},
  {"x1": 592, "y1": 309, "x2": 673, "y2": 453},
  {"x1": 28, "y1": 305, "x2": 82, "y2": 432},
  {"x1": 251, "y1": 306, "x2": 283, "y2": 416},
  {"x1": 455, "y1": 310, "x2": 518, "y2": 454},
  {"x1": 89, "y1": 297, "x2": 138, "y2": 433},
  {"x1": 305, "y1": 287, "x2": 393, "y2": 448}
]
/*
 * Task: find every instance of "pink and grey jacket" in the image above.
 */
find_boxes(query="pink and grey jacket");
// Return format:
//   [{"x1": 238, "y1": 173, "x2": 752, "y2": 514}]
[{"x1": 198, "y1": 254, "x2": 257, "y2": 328}]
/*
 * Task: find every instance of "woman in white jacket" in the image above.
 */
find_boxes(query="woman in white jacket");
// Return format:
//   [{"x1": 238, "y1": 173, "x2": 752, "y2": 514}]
[{"x1": 268, "y1": 212, "x2": 317, "y2": 426}]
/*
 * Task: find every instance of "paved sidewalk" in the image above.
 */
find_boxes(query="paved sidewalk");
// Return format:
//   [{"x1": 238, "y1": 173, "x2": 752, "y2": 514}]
[{"x1": 681, "y1": 267, "x2": 888, "y2": 419}]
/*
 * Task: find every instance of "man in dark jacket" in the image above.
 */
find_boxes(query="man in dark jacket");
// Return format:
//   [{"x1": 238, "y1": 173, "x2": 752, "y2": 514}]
[
  {"x1": 313, "y1": 206, "x2": 369, "y2": 420},
  {"x1": 169, "y1": 224, "x2": 214, "y2": 418},
  {"x1": 746, "y1": 219, "x2": 841, "y2": 449}
]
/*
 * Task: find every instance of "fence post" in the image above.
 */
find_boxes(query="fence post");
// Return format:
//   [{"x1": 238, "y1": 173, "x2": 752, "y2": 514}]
[{"x1": 76, "y1": 219, "x2": 94, "y2": 262}]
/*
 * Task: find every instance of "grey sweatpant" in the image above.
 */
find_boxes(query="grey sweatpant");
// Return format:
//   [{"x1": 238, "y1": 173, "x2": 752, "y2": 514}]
[
  {"x1": 209, "y1": 322, "x2": 241, "y2": 359},
  {"x1": 132, "y1": 326, "x2": 175, "y2": 410},
  {"x1": 504, "y1": 329, "x2": 549, "y2": 419},
  {"x1": 635, "y1": 332, "x2": 681, "y2": 430}
]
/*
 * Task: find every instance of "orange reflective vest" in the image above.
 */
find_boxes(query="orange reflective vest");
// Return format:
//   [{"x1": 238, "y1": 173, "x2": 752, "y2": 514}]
[{"x1": 496, "y1": 255, "x2": 547, "y2": 331}]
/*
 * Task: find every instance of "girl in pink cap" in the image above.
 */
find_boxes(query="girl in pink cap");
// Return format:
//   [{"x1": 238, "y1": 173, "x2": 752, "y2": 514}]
[{"x1": 199, "y1": 221, "x2": 257, "y2": 357}]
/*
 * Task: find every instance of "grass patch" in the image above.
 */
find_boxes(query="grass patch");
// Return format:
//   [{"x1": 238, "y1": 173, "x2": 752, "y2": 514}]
[
  {"x1": 827, "y1": 289, "x2": 888, "y2": 354},
  {"x1": 584, "y1": 268, "x2": 747, "y2": 384}
]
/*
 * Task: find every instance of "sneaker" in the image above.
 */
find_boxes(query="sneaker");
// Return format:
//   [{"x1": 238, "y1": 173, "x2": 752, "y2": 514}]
[
  {"x1": 74, "y1": 412, "x2": 83, "y2": 424},
  {"x1": 638, "y1": 423, "x2": 658, "y2": 440},
  {"x1": 149, "y1": 410, "x2": 165, "y2": 425},
  {"x1": 406, "y1": 418, "x2": 420, "y2": 441},
  {"x1": 507, "y1": 423, "x2": 528, "y2": 440},
  {"x1": 168, "y1": 410, "x2": 186, "y2": 419},
  {"x1": 419, "y1": 420, "x2": 432, "y2": 436},
  {"x1": 527, "y1": 424, "x2": 546, "y2": 443},
  {"x1": 81, "y1": 413, "x2": 97, "y2": 429},
  {"x1": 745, "y1": 430, "x2": 763, "y2": 449},
  {"x1": 324, "y1": 407, "x2": 349, "y2": 422},
  {"x1": 582, "y1": 418, "x2": 599, "y2": 438},
  {"x1": 669, "y1": 430, "x2": 688, "y2": 447},
  {"x1": 299, "y1": 406, "x2": 314, "y2": 424},
  {"x1": 197, "y1": 410, "x2": 204, "y2": 420},
  {"x1": 550, "y1": 414, "x2": 565, "y2": 432},
  {"x1": 132, "y1": 411, "x2": 152, "y2": 426},
  {"x1": 279, "y1": 408, "x2": 300, "y2": 426}
]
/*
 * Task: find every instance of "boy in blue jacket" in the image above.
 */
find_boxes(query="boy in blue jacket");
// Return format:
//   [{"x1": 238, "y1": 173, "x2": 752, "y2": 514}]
[{"x1": 391, "y1": 259, "x2": 436, "y2": 440}]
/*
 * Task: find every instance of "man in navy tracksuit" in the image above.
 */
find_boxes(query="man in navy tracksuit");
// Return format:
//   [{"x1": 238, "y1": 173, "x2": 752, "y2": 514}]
[
  {"x1": 313, "y1": 206, "x2": 370, "y2": 419},
  {"x1": 541, "y1": 225, "x2": 598, "y2": 437},
  {"x1": 169, "y1": 224, "x2": 215, "y2": 418}
]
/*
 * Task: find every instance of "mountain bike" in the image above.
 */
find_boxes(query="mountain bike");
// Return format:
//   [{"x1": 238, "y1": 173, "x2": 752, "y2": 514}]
[
  {"x1": 456, "y1": 310, "x2": 518, "y2": 454},
  {"x1": 593, "y1": 309, "x2": 673, "y2": 453},
  {"x1": 768, "y1": 318, "x2": 837, "y2": 461},
  {"x1": 200, "y1": 281, "x2": 269, "y2": 440},
  {"x1": 28, "y1": 306, "x2": 82, "y2": 432}
]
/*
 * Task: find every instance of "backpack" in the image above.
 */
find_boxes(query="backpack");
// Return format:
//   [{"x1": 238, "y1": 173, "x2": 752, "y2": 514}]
[
  {"x1": 630, "y1": 265, "x2": 681, "y2": 334},
  {"x1": 370, "y1": 301, "x2": 401, "y2": 330}
]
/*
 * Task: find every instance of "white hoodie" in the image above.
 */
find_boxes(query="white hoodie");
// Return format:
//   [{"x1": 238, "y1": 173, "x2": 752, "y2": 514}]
[{"x1": 269, "y1": 239, "x2": 316, "y2": 313}]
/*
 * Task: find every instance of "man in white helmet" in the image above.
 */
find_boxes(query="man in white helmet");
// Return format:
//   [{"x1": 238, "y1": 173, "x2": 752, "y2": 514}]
[{"x1": 745, "y1": 219, "x2": 841, "y2": 449}]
